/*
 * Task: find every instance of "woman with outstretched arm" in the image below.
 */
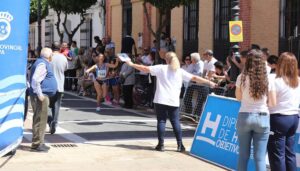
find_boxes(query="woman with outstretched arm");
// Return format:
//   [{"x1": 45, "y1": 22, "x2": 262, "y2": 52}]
[{"x1": 120, "y1": 52, "x2": 216, "y2": 152}]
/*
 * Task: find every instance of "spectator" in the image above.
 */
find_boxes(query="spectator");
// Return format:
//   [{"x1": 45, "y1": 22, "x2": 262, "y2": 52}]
[
  {"x1": 183, "y1": 52, "x2": 207, "y2": 117},
  {"x1": 212, "y1": 61, "x2": 229, "y2": 87},
  {"x1": 48, "y1": 42, "x2": 68, "y2": 134},
  {"x1": 74, "y1": 48, "x2": 85, "y2": 83},
  {"x1": 190, "y1": 52, "x2": 204, "y2": 76},
  {"x1": 94, "y1": 36, "x2": 105, "y2": 54},
  {"x1": 71, "y1": 41, "x2": 79, "y2": 57},
  {"x1": 105, "y1": 36, "x2": 115, "y2": 55},
  {"x1": 227, "y1": 50, "x2": 246, "y2": 98},
  {"x1": 202, "y1": 49, "x2": 218, "y2": 80},
  {"x1": 25, "y1": 46, "x2": 37, "y2": 121},
  {"x1": 180, "y1": 55, "x2": 193, "y2": 98},
  {"x1": 267, "y1": 52, "x2": 300, "y2": 171},
  {"x1": 267, "y1": 55, "x2": 278, "y2": 74},
  {"x1": 151, "y1": 40, "x2": 157, "y2": 53},
  {"x1": 85, "y1": 53, "x2": 120, "y2": 111},
  {"x1": 251, "y1": 44, "x2": 261, "y2": 50},
  {"x1": 29, "y1": 48, "x2": 57, "y2": 152},
  {"x1": 88, "y1": 49, "x2": 97, "y2": 67},
  {"x1": 160, "y1": 33, "x2": 167, "y2": 51},
  {"x1": 28, "y1": 43, "x2": 36, "y2": 59},
  {"x1": 165, "y1": 37, "x2": 175, "y2": 52},
  {"x1": 235, "y1": 49, "x2": 276, "y2": 171},
  {"x1": 119, "y1": 56, "x2": 135, "y2": 109},
  {"x1": 106, "y1": 48, "x2": 121, "y2": 106},
  {"x1": 60, "y1": 42, "x2": 70, "y2": 58},
  {"x1": 78, "y1": 58, "x2": 94, "y2": 96},
  {"x1": 61, "y1": 42, "x2": 76, "y2": 91},
  {"x1": 121, "y1": 31, "x2": 137, "y2": 56},
  {"x1": 262, "y1": 48, "x2": 272, "y2": 74},
  {"x1": 122, "y1": 51, "x2": 216, "y2": 152},
  {"x1": 137, "y1": 47, "x2": 154, "y2": 107},
  {"x1": 137, "y1": 32, "x2": 143, "y2": 52},
  {"x1": 230, "y1": 50, "x2": 248, "y2": 71}
]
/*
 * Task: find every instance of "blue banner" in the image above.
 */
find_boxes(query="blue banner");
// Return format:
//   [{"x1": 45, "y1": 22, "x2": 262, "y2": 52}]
[
  {"x1": 0, "y1": 0, "x2": 30, "y2": 156},
  {"x1": 190, "y1": 95, "x2": 255, "y2": 170},
  {"x1": 295, "y1": 124, "x2": 300, "y2": 171}
]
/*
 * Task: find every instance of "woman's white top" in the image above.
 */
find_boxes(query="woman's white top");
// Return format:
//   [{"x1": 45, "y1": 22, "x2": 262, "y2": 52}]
[
  {"x1": 236, "y1": 74, "x2": 275, "y2": 113},
  {"x1": 149, "y1": 65, "x2": 193, "y2": 107},
  {"x1": 269, "y1": 77, "x2": 300, "y2": 115}
]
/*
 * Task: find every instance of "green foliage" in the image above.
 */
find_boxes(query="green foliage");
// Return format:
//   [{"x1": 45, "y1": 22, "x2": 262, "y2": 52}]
[
  {"x1": 48, "y1": 0, "x2": 97, "y2": 14},
  {"x1": 30, "y1": 0, "x2": 48, "y2": 23},
  {"x1": 144, "y1": 0, "x2": 196, "y2": 11}
]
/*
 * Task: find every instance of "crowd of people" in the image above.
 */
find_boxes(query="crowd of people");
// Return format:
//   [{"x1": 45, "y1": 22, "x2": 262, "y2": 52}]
[{"x1": 25, "y1": 32, "x2": 300, "y2": 171}]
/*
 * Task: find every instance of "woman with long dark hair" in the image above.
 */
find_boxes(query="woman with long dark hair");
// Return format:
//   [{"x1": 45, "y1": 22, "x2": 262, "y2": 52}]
[
  {"x1": 268, "y1": 52, "x2": 300, "y2": 171},
  {"x1": 235, "y1": 49, "x2": 276, "y2": 171},
  {"x1": 122, "y1": 52, "x2": 215, "y2": 152}
]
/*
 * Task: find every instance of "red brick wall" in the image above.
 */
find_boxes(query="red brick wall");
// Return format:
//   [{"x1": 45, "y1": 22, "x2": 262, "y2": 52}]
[
  {"x1": 239, "y1": 0, "x2": 251, "y2": 51},
  {"x1": 143, "y1": 3, "x2": 152, "y2": 49}
]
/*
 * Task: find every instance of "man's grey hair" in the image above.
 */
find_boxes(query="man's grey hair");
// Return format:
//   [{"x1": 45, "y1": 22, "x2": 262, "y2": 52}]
[
  {"x1": 204, "y1": 49, "x2": 214, "y2": 56},
  {"x1": 190, "y1": 52, "x2": 201, "y2": 62},
  {"x1": 40, "y1": 48, "x2": 53, "y2": 59}
]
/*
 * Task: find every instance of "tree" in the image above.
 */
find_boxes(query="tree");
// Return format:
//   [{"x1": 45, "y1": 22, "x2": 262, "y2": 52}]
[
  {"x1": 30, "y1": 0, "x2": 48, "y2": 23},
  {"x1": 48, "y1": 0, "x2": 97, "y2": 43},
  {"x1": 143, "y1": 0, "x2": 196, "y2": 63}
]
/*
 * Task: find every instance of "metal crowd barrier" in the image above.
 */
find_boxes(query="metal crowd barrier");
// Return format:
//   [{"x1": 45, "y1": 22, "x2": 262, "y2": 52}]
[{"x1": 179, "y1": 82, "x2": 227, "y2": 122}]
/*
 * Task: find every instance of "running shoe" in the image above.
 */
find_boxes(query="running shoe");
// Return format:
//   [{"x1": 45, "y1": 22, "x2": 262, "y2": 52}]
[{"x1": 96, "y1": 107, "x2": 101, "y2": 112}]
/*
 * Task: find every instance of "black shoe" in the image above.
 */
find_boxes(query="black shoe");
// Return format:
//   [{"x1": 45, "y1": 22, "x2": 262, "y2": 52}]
[
  {"x1": 177, "y1": 144, "x2": 186, "y2": 152},
  {"x1": 31, "y1": 144, "x2": 50, "y2": 152},
  {"x1": 50, "y1": 122, "x2": 56, "y2": 134},
  {"x1": 155, "y1": 144, "x2": 164, "y2": 152}
]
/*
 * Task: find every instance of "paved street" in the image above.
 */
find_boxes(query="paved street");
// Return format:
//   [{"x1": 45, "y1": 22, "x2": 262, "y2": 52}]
[{"x1": 0, "y1": 92, "x2": 226, "y2": 171}]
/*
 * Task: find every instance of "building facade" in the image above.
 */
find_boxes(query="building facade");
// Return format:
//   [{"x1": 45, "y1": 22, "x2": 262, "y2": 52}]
[
  {"x1": 29, "y1": 0, "x2": 105, "y2": 50},
  {"x1": 106, "y1": 0, "x2": 300, "y2": 64}
]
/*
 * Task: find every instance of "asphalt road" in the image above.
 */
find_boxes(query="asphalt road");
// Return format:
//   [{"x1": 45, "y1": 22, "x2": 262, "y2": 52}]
[{"x1": 23, "y1": 92, "x2": 197, "y2": 144}]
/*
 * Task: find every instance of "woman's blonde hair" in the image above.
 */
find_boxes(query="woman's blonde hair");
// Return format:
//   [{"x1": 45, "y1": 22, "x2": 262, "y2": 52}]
[
  {"x1": 276, "y1": 52, "x2": 299, "y2": 88},
  {"x1": 165, "y1": 52, "x2": 180, "y2": 71},
  {"x1": 241, "y1": 49, "x2": 268, "y2": 100}
]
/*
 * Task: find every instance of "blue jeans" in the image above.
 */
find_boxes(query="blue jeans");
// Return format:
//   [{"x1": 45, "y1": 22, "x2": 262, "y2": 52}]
[
  {"x1": 267, "y1": 114, "x2": 299, "y2": 171},
  {"x1": 154, "y1": 103, "x2": 182, "y2": 146},
  {"x1": 48, "y1": 92, "x2": 63, "y2": 128},
  {"x1": 237, "y1": 112, "x2": 270, "y2": 171}
]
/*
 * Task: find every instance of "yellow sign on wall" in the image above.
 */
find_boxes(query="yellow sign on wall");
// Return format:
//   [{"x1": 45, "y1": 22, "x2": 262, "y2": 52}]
[{"x1": 229, "y1": 21, "x2": 243, "y2": 42}]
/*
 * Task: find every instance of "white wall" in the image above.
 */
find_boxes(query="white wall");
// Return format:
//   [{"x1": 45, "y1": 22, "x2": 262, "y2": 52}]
[{"x1": 29, "y1": 1, "x2": 105, "y2": 49}]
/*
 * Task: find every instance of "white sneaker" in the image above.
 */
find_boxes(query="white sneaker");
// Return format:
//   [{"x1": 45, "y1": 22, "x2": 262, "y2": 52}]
[{"x1": 96, "y1": 107, "x2": 101, "y2": 112}]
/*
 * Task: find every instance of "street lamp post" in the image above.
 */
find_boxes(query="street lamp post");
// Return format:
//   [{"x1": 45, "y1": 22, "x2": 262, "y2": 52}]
[
  {"x1": 37, "y1": 0, "x2": 42, "y2": 53},
  {"x1": 231, "y1": 0, "x2": 240, "y2": 57}
]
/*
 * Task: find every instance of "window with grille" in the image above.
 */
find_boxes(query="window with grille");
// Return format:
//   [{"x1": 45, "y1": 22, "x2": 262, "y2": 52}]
[
  {"x1": 280, "y1": 0, "x2": 300, "y2": 38},
  {"x1": 122, "y1": 0, "x2": 132, "y2": 37},
  {"x1": 182, "y1": 1, "x2": 199, "y2": 57},
  {"x1": 279, "y1": 0, "x2": 300, "y2": 66},
  {"x1": 45, "y1": 19, "x2": 54, "y2": 48},
  {"x1": 213, "y1": 0, "x2": 232, "y2": 61},
  {"x1": 80, "y1": 18, "x2": 92, "y2": 50},
  {"x1": 183, "y1": 1, "x2": 199, "y2": 41}
]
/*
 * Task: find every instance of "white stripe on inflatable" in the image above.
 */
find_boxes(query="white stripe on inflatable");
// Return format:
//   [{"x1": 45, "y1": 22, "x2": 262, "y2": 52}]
[
  {"x1": 0, "y1": 119, "x2": 23, "y2": 134},
  {"x1": 0, "y1": 104, "x2": 24, "y2": 120},
  {"x1": 0, "y1": 137, "x2": 22, "y2": 157},
  {"x1": 0, "y1": 89, "x2": 25, "y2": 104},
  {"x1": 0, "y1": 75, "x2": 26, "y2": 90}
]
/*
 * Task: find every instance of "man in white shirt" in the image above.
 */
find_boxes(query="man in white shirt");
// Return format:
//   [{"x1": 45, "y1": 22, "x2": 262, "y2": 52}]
[
  {"x1": 203, "y1": 49, "x2": 218, "y2": 80},
  {"x1": 48, "y1": 42, "x2": 68, "y2": 134}
]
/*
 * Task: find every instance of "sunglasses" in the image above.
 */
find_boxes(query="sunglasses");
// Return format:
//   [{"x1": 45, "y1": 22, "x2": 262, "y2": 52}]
[{"x1": 185, "y1": 58, "x2": 191, "y2": 61}]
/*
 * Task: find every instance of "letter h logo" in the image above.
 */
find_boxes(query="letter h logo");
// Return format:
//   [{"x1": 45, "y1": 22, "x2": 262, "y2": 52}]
[{"x1": 201, "y1": 112, "x2": 221, "y2": 138}]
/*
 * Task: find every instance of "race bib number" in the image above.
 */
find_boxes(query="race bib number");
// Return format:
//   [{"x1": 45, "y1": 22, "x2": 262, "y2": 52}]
[{"x1": 97, "y1": 70, "x2": 106, "y2": 79}]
